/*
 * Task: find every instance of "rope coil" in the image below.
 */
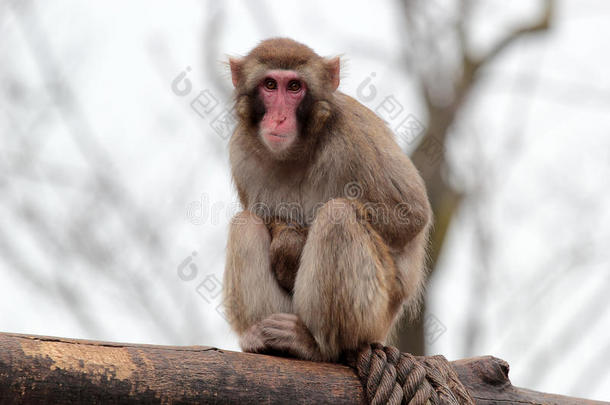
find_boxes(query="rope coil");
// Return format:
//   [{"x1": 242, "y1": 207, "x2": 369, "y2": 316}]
[{"x1": 351, "y1": 343, "x2": 474, "y2": 405}]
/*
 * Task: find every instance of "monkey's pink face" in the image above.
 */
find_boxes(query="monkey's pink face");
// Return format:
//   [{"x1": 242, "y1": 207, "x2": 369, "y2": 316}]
[{"x1": 258, "y1": 70, "x2": 306, "y2": 154}]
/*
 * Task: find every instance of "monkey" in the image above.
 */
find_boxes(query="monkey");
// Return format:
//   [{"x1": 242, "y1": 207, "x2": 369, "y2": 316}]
[{"x1": 222, "y1": 38, "x2": 432, "y2": 362}]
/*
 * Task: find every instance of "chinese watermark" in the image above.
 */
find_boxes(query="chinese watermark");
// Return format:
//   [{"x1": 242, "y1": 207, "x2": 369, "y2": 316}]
[
  {"x1": 176, "y1": 250, "x2": 228, "y2": 321},
  {"x1": 355, "y1": 72, "x2": 444, "y2": 167},
  {"x1": 171, "y1": 67, "x2": 236, "y2": 140},
  {"x1": 424, "y1": 313, "x2": 447, "y2": 344}
]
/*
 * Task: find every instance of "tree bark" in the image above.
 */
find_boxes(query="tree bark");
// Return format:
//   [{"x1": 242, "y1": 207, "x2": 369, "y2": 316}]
[{"x1": 0, "y1": 332, "x2": 605, "y2": 404}]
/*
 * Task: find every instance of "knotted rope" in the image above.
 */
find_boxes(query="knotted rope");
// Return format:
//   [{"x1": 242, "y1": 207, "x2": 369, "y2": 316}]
[{"x1": 345, "y1": 343, "x2": 474, "y2": 405}]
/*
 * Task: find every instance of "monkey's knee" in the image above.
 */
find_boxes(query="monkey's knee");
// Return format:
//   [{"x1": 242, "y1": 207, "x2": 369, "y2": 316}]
[
  {"x1": 228, "y1": 210, "x2": 269, "y2": 245},
  {"x1": 224, "y1": 210, "x2": 291, "y2": 334},
  {"x1": 294, "y1": 199, "x2": 394, "y2": 360},
  {"x1": 313, "y1": 198, "x2": 361, "y2": 228},
  {"x1": 225, "y1": 211, "x2": 271, "y2": 284}
]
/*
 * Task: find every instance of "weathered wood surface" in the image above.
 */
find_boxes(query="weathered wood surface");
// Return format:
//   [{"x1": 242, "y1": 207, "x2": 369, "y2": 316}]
[{"x1": 0, "y1": 332, "x2": 606, "y2": 404}]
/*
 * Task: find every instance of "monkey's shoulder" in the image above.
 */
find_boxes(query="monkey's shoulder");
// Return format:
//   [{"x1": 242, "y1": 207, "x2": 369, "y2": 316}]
[
  {"x1": 334, "y1": 93, "x2": 395, "y2": 136},
  {"x1": 306, "y1": 93, "x2": 426, "y2": 202},
  {"x1": 317, "y1": 92, "x2": 417, "y2": 175}
]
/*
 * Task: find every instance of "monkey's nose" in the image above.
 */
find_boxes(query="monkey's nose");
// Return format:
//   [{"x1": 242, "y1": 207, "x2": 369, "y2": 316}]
[{"x1": 277, "y1": 116, "x2": 287, "y2": 124}]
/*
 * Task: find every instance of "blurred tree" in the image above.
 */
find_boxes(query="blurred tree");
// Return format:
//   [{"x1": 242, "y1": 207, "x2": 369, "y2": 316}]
[{"x1": 395, "y1": 0, "x2": 555, "y2": 355}]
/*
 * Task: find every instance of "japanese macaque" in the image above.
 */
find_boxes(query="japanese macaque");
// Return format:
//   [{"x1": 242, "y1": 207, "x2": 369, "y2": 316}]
[{"x1": 223, "y1": 38, "x2": 431, "y2": 362}]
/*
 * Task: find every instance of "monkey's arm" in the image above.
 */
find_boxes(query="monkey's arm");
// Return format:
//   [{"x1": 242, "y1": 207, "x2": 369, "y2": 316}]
[
  {"x1": 268, "y1": 219, "x2": 308, "y2": 293},
  {"x1": 363, "y1": 158, "x2": 432, "y2": 251},
  {"x1": 326, "y1": 97, "x2": 431, "y2": 251}
]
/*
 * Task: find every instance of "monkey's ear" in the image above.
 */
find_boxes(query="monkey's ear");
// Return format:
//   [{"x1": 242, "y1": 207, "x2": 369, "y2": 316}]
[
  {"x1": 325, "y1": 57, "x2": 340, "y2": 91},
  {"x1": 229, "y1": 57, "x2": 244, "y2": 88}
]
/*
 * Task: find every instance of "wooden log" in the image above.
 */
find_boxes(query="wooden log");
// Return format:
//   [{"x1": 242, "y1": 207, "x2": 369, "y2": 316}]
[{"x1": 0, "y1": 332, "x2": 606, "y2": 404}]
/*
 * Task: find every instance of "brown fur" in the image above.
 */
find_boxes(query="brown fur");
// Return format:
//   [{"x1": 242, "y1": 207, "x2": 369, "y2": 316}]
[
  {"x1": 268, "y1": 219, "x2": 308, "y2": 293},
  {"x1": 223, "y1": 38, "x2": 432, "y2": 362}
]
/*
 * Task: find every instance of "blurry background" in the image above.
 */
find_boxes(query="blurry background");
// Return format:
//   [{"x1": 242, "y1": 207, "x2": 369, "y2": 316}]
[{"x1": 1, "y1": 0, "x2": 609, "y2": 400}]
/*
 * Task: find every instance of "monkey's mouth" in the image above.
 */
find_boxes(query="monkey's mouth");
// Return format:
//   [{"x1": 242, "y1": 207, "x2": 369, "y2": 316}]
[
  {"x1": 260, "y1": 129, "x2": 296, "y2": 153},
  {"x1": 264, "y1": 132, "x2": 290, "y2": 142}
]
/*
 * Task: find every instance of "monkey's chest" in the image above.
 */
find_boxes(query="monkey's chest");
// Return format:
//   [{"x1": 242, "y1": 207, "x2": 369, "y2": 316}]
[{"x1": 246, "y1": 176, "x2": 334, "y2": 227}]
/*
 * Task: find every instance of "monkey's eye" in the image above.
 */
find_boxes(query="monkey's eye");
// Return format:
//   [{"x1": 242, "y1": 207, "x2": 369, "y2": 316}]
[
  {"x1": 287, "y1": 80, "x2": 302, "y2": 92},
  {"x1": 264, "y1": 78, "x2": 277, "y2": 90}
]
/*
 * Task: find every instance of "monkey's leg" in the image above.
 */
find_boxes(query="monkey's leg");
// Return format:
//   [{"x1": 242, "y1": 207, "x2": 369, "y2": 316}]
[
  {"x1": 223, "y1": 211, "x2": 292, "y2": 346},
  {"x1": 293, "y1": 198, "x2": 397, "y2": 361}
]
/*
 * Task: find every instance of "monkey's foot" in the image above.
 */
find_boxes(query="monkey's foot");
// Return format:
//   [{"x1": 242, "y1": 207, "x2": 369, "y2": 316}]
[{"x1": 240, "y1": 313, "x2": 322, "y2": 361}]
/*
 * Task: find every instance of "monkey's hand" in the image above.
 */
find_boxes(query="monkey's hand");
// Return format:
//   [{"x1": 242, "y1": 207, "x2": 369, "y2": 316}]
[
  {"x1": 268, "y1": 220, "x2": 308, "y2": 293},
  {"x1": 240, "y1": 313, "x2": 322, "y2": 361}
]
